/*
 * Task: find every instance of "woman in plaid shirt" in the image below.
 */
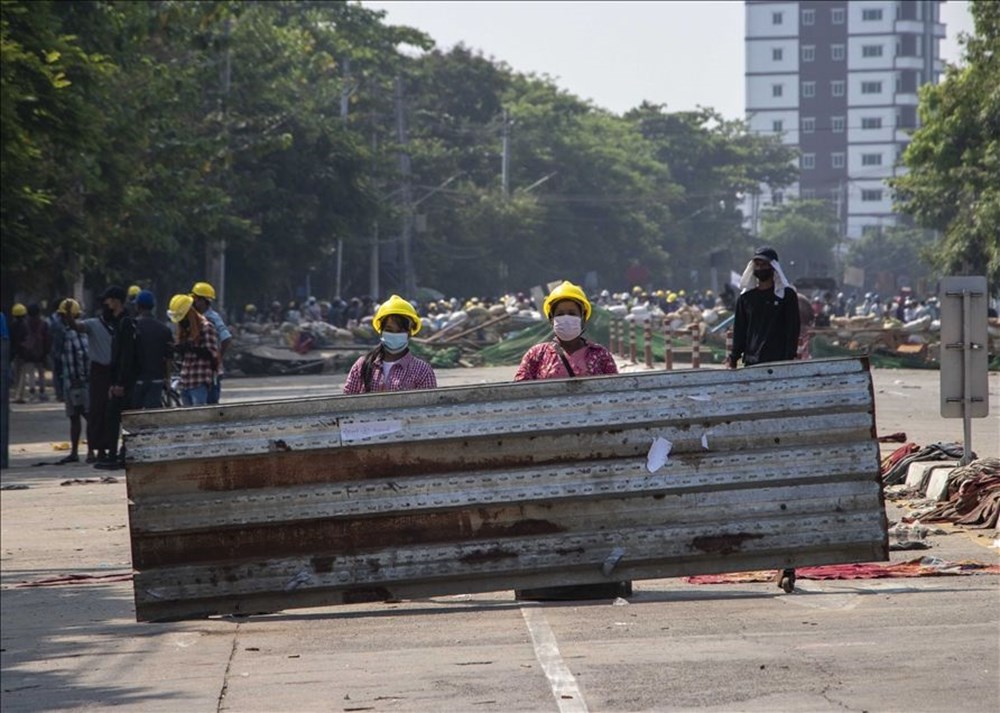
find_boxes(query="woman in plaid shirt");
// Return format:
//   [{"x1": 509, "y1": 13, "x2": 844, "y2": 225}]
[
  {"x1": 343, "y1": 295, "x2": 437, "y2": 395},
  {"x1": 513, "y1": 281, "x2": 629, "y2": 602},
  {"x1": 168, "y1": 294, "x2": 220, "y2": 407}
]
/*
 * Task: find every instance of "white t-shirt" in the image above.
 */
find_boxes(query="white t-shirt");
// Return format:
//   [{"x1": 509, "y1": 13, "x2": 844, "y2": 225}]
[{"x1": 381, "y1": 360, "x2": 394, "y2": 381}]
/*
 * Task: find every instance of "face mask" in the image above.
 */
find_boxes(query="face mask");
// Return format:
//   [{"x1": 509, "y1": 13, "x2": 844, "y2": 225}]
[
  {"x1": 380, "y1": 331, "x2": 409, "y2": 353},
  {"x1": 552, "y1": 315, "x2": 583, "y2": 342},
  {"x1": 753, "y1": 268, "x2": 774, "y2": 282},
  {"x1": 101, "y1": 306, "x2": 114, "y2": 322}
]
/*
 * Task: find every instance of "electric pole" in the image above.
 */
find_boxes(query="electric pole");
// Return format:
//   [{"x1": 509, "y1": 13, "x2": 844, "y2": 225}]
[
  {"x1": 395, "y1": 76, "x2": 416, "y2": 296},
  {"x1": 501, "y1": 107, "x2": 511, "y2": 200},
  {"x1": 335, "y1": 57, "x2": 352, "y2": 300}
]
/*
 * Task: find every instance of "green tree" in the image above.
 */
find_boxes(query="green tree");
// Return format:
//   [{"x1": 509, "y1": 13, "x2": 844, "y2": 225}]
[
  {"x1": 890, "y1": 0, "x2": 1000, "y2": 286},
  {"x1": 758, "y1": 200, "x2": 839, "y2": 281},
  {"x1": 845, "y1": 226, "x2": 939, "y2": 292}
]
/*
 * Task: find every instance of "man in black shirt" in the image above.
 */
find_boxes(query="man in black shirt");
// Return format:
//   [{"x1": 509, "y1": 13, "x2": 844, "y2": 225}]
[
  {"x1": 726, "y1": 246, "x2": 801, "y2": 593},
  {"x1": 727, "y1": 246, "x2": 800, "y2": 367},
  {"x1": 131, "y1": 290, "x2": 174, "y2": 410}
]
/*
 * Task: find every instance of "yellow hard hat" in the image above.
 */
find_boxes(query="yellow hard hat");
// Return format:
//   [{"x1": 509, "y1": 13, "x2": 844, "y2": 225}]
[
  {"x1": 543, "y1": 281, "x2": 592, "y2": 321},
  {"x1": 127, "y1": 285, "x2": 141, "y2": 298},
  {"x1": 191, "y1": 282, "x2": 216, "y2": 300},
  {"x1": 245, "y1": 303, "x2": 257, "y2": 312},
  {"x1": 168, "y1": 294, "x2": 194, "y2": 323},
  {"x1": 667, "y1": 292, "x2": 677, "y2": 301},
  {"x1": 678, "y1": 290, "x2": 686, "y2": 297},
  {"x1": 11, "y1": 303, "x2": 27, "y2": 317},
  {"x1": 632, "y1": 285, "x2": 642, "y2": 294},
  {"x1": 373, "y1": 295, "x2": 422, "y2": 335},
  {"x1": 57, "y1": 298, "x2": 82, "y2": 318}
]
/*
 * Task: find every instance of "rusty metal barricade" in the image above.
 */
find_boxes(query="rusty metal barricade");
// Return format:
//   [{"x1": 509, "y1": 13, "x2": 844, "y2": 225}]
[{"x1": 123, "y1": 358, "x2": 886, "y2": 621}]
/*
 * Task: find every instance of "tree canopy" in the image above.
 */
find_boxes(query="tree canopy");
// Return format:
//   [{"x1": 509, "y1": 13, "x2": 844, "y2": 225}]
[
  {"x1": 1, "y1": 0, "x2": 799, "y2": 310},
  {"x1": 891, "y1": 0, "x2": 1000, "y2": 287}
]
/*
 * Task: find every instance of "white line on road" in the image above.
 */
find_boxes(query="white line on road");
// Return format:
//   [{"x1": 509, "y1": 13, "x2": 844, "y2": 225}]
[{"x1": 520, "y1": 605, "x2": 589, "y2": 713}]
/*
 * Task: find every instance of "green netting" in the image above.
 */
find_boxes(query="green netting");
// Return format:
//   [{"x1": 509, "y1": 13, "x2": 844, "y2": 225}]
[
  {"x1": 809, "y1": 335, "x2": 939, "y2": 370},
  {"x1": 473, "y1": 307, "x2": 728, "y2": 367}
]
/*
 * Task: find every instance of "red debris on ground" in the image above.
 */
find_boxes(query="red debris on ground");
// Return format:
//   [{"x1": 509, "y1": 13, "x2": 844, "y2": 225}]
[{"x1": 685, "y1": 557, "x2": 1000, "y2": 585}]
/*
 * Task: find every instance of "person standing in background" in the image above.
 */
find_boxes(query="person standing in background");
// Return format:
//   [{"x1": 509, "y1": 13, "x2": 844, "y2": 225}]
[
  {"x1": 67, "y1": 287, "x2": 119, "y2": 464},
  {"x1": 190, "y1": 282, "x2": 231, "y2": 404},
  {"x1": 55, "y1": 299, "x2": 91, "y2": 465},
  {"x1": 130, "y1": 290, "x2": 174, "y2": 410},
  {"x1": 14, "y1": 304, "x2": 51, "y2": 403}
]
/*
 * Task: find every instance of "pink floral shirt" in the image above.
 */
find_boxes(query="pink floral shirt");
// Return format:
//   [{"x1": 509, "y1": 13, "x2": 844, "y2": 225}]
[
  {"x1": 513, "y1": 340, "x2": 618, "y2": 381},
  {"x1": 343, "y1": 351, "x2": 437, "y2": 394}
]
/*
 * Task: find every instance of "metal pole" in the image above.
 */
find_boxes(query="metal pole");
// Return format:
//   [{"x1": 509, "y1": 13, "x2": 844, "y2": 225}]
[
  {"x1": 961, "y1": 289, "x2": 973, "y2": 466},
  {"x1": 395, "y1": 76, "x2": 415, "y2": 295},
  {"x1": 501, "y1": 108, "x2": 510, "y2": 201},
  {"x1": 629, "y1": 324, "x2": 637, "y2": 364},
  {"x1": 644, "y1": 321, "x2": 653, "y2": 368},
  {"x1": 664, "y1": 324, "x2": 673, "y2": 371}
]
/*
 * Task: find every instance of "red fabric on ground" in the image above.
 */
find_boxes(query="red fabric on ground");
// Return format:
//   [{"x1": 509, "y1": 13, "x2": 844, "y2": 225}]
[{"x1": 685, "y1": 558, "x2": 1000, "y2": 585}]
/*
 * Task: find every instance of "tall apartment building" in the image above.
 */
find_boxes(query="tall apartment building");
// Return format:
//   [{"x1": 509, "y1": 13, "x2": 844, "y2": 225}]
[{"x1": 744, "y1": 0, "x2": 945, "y2": 241}]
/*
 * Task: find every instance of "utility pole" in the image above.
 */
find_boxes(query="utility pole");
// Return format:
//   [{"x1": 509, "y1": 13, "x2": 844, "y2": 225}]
[
  {"x1": 501, "y1": 108, "x2": 511, "y2": 200},
  {"x1": 208, "y1": 17, "x2": 232, "y2": 315},
  {"x1": 395, "y1": 76, "x2": 416, "y2": 296},
  {"x1": 335, "y1": 57, "x2": 351, "y2": 299}
]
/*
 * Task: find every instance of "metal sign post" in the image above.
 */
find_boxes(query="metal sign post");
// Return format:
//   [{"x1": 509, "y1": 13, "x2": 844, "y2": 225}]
[{"x1": 939, "y1": 276, "x2": 989, "y2": 466}]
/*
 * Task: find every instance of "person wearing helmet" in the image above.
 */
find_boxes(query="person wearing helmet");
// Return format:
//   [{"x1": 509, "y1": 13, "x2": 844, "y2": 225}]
[
  {"x1": 190, "y1": 282, "x2": 232, "y2": 405},
  {"x1": 13, "y1": 304, "x2": 51, "y2": 404},
  {"x1": 342, "y1": 295, "x2": 436, "y2": 395},
  {"x1": 125, "y1": 285, "x2": 142, "y2": 318},
  {"x1": 513, "y1": 281, "x2": 617, "y2": 382},
  {"x1": 169, "y1": 293, "x2": 220, "y2": 407},
  {"x1": 55, "y1": 299, "x2": 91, "y2": 464},
  {"x1": 8, "y1": 304, "x2": 28, "y2": 404},
  {"x1": 131, "y1": 291, "x2": 174, "y2": 410},
  {"x1": 512, "y1": 281, "x2": 628, "y2": 602}
]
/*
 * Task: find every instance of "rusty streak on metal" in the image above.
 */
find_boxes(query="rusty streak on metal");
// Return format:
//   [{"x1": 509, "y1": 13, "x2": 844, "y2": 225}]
[{"x1": 690, "y1": 533, "x2": 765, "y2": 556}]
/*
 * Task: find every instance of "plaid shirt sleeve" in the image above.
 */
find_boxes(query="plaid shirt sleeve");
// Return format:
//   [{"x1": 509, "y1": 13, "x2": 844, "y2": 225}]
[{"x1": 343, "y1": 356, "x2": 367, "y2": 395}]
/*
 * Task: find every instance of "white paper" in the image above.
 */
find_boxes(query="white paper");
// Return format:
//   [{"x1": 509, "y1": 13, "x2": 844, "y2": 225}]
[
  {"x1": 646, "y1": 437, "x2": 672, "y2": 473},
  {"x1": 701, "y1": 432, "x2": 710, "y2": 450},
  {"x1": 340, "y1": 419, "x2": 403, "y2": 443},
  {"x1": 686, "y1": 394, "x2": 712, "y2": 402}
]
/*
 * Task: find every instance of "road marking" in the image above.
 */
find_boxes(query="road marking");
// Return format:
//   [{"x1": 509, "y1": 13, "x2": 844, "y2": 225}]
[{"x1": 520, "y1": 605, "x2": 588, "y2": 713}]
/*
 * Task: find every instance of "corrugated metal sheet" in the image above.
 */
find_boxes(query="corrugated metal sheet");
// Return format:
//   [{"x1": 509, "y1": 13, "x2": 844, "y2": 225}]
[{"x1": 123, "y1": 357, "x2": 887, "y2": 621}]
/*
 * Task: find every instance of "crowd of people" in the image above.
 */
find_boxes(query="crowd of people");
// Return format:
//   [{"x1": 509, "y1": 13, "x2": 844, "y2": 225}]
[{"x1": 2, "y1": 282, "x2": 232, "y2": 470}]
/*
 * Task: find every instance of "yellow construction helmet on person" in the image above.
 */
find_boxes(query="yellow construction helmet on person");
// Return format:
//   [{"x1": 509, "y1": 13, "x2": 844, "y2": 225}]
[
  {"x1": 542, "y1": 281, "x2": 592, "y2": 322},
  {"x1": 373, "y1": 295, "x2": 422, "y2": 335},
  {"x1": 191, "y1": 282, "x2": 216, "y2": 300},
  {"x1": 167, "y1": 294, "x2": 194, "y2": 323}
]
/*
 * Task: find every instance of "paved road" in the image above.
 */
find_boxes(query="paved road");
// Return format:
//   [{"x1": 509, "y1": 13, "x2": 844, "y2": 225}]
[{"x1": 1, "y1": 363, "x2": 997, "y2": 712}]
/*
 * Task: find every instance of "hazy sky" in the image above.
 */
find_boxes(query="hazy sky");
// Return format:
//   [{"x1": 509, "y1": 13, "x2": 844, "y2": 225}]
[{"x1": 362, "y1": 0, "x2": 975, "y2": 119}]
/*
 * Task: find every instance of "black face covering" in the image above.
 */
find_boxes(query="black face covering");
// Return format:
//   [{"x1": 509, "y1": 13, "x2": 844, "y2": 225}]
[
  {"x1": 753, "y1": 268, "x2": 774, "y2": 282},
  {"x1": 101, "y1": 306, "x2": 114, "y2": 322}
]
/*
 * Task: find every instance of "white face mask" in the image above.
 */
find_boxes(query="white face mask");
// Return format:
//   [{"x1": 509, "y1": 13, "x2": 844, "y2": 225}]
[
  {"x1": 380, "y1": 331, "x2": 409, "y2": 353},
  {"x1": 552, "y1": 315, "x2": 583, "y2": 342}
]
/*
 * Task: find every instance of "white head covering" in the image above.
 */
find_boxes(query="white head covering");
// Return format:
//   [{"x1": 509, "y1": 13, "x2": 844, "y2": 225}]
[{"x1": 738, "y1": 247, "x2": 793, "y2": 299}]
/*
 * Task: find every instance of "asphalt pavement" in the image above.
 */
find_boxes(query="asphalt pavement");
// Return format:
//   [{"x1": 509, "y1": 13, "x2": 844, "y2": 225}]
[{"x1": 1, "y1": 363, "x2": 997, "y2": 712}]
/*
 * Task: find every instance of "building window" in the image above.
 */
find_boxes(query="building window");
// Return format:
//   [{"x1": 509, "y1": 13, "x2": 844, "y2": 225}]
[
  {"x1": 831, "y1": 7, "x2": 845, "y2": 24},
  {"x1": 862, "y1": 153, "x2": 883, "y2": 166},
  {"x1": 862, "y1": 44, "x2": 884, "y2": 58},
  {"x1": 802, "y1": 153, "x2": 816, "y2": 170},
  {"x1": 862, "y1": 8, "x2": 883, "y2": 21},
  {"x1": 832, "y1": 116, "x2": 845, "y2": 133},
  {"x1": 831, "y1": 44, "x2": 846, "y2": 61},
  {"x1": 772, "y1": 47, "x2": 783, "y2": 61},
  {"x1": 802, "y1": 45, "x2": 815, "y2": 62},
  {"x1": 802, "y1": 117, "x2": 816, "y2": 133},
  {"x1": 802, "y1": 9, "x2": 815, "y2": 25},
  {"x1": 772, "y1": 119, "x2": 784, "y2": 133},
  {"x1": 861, "y1": 117, "x2": 883, "y2": 129},
  {"x1": 862, "y1": 81, "x2": 883, "y2": 94},
  {"x1": 802, "y1": 81, "x2": 816, "y2": 98},
  {"x1": 772, "y1": 83, "x2": 783, "y2": 98},
  {"x1": 772, "y1": 11, "x2": 783, "y2": 24},
  {"x1": 832, "y1": 152, "x2": 846, "y2": 169},
  {"x1": 802, "y1": 189, "x2": 816, "y2": 199},
  {"x1": 831, "y1": 80, "x2": 845, "y2": 97},
  {"x1": 861, "y1": 189, "x2": 884, "y2": 201}
]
